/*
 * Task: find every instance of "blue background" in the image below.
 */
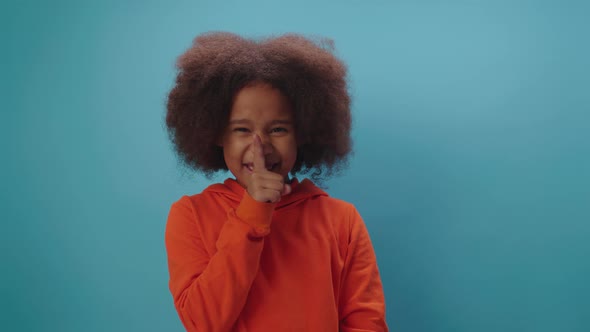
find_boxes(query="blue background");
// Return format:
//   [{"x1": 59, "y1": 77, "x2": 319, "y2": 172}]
[{"x1": 2, "y1": 0, "x2": 589, "y2": 331}]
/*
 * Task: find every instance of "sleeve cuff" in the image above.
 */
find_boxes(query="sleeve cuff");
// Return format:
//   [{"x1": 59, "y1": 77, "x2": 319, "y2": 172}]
[{"x1": 233, "y1": 191, "x2": 276, "y2": 239}]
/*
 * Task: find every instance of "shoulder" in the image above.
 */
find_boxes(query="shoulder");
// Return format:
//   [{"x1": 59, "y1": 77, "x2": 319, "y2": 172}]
[
  {"x1": 300, "y1": 195, "x2": 363, "y2": 235},
  {"x1": 168, "y1": 181, "x2": 244, "y2": 227},
  {"x1": 312, "y1": 195, "x2": 356, "y2": 212},
  {"x1": 166, "y1": 195, "x2": 199, "y2": 225},
  {"x1": 294, "y1": 179, "x2": 355, "y2": 210},
  {"x1": 301, "y1": 187, "x2": 356, "y2": 212},
  {"x1": 169, "y1": 181, "x2": 238, "y2": 210},
  {"x1": 169, "y1": 192, "x2": 205, "y2": 211},
  {"x1": 168, "y1": 192, "x2": 224, "y2": 219}
]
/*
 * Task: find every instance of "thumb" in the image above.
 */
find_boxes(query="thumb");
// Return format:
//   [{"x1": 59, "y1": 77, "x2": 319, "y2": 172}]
[{"x1": 281, "y1": 183, "x2": 292, "y2": 196}]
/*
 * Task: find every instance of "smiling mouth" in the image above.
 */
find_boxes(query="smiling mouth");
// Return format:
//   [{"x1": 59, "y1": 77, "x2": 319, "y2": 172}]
[{"x1": 244, "y1": 163, "x2": 279, "y2": 172}]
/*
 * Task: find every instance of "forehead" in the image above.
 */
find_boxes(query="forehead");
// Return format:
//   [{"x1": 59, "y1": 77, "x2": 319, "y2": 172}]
[{"x1": 230, "y1": 83, "x2": 293, "y2": 119}]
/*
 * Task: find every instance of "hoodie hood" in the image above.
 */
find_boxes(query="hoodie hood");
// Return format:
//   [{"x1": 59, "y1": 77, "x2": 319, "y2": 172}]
[{"x1": 204, "y1": 178, "x2": 328, "y2": 210}]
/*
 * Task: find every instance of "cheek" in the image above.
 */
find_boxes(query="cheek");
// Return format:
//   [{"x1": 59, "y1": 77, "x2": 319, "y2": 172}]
[
  {"x1": 280, "y1": 139, "x2": 298, "y2": 164},
  {"x1": 223, "y1": 138, "x2": 250, "y2": 161}
]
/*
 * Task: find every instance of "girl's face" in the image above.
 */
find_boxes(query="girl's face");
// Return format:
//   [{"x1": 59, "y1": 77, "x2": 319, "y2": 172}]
[{"x1": 219, "y1": 83, "x2": 298, "y2": 188}]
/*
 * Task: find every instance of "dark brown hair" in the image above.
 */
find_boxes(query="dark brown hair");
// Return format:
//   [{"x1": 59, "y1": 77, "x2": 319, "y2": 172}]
[{"x1": 166, "y1": 32, "x2": 352, "y2": 180}]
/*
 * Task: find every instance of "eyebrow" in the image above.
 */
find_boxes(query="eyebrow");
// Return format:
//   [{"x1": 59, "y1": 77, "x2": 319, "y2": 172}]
[{"x1": 228, "y1": 119, "x2": 294, "y2": 125}]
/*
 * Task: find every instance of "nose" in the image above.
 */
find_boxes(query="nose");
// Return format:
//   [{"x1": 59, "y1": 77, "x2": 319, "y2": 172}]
[{"x1": 255, "y1": 133, "x2": 274, "y2": 155}]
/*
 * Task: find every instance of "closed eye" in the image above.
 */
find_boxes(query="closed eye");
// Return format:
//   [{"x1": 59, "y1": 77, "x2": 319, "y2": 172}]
[
  {"x1": 233, "y1": 127, "x2": 250, "y2": 133},
  {"x1": 270, "y1": 127, "x2": 288, "y2": 133}
]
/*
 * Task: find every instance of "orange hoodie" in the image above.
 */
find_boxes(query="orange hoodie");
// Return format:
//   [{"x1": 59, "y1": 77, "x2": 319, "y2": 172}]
[{"x1": 165, "y1": 178, "x2": 388, "y2": 332}]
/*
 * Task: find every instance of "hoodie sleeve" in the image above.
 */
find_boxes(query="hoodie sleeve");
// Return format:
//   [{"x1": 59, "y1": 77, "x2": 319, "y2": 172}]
[
  {"x1": 338, "y1": 205, "x2": 389, "y2": 332},
  {"x1": 165, "y1": 193, "x2": 275, "y2": 332}
]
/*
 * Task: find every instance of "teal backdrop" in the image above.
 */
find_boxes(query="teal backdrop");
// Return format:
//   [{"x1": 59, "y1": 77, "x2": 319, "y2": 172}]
[{"x1": 2, "y1": 0, "x2": 589, "y2": 331}]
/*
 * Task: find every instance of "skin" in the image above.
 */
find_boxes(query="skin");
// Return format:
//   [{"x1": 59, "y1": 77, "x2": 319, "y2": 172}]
[{"x1": 219, "y1": 83, "x2": 297, "y2": 203}]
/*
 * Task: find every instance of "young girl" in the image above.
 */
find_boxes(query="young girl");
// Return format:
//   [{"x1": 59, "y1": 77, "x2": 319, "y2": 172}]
[{"x1": 165, "y1": 32, "x2": 388, "y2": 332}]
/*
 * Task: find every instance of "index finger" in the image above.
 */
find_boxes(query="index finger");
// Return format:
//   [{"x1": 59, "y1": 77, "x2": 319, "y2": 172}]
[{"x1": 252, "y1": 134, "x2": 265, "y2": 171}]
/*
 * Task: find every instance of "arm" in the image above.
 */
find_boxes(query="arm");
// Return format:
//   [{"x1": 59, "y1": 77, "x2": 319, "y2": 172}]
[
  {"x1": 339, "y1": 206, "x2": 389, "y2": 332},
  {"x1": 165, "y1": 194, "x2": 274, "y2": 332}
]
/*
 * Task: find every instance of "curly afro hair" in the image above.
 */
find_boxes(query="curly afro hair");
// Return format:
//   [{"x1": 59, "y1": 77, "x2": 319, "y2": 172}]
[{"x1": 166, "y1": 31, "x2": 352, "y2": 181}]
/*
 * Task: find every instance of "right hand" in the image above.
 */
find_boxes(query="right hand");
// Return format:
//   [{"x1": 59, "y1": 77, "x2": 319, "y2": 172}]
[{"x1": 246, "y1": 135, "x2": 292, "y2": 203}]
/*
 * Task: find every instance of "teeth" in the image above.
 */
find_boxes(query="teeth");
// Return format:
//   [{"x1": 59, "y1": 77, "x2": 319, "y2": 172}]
[{"x1": 244, "y1": 163, "x2": 277, "y2": 171}]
